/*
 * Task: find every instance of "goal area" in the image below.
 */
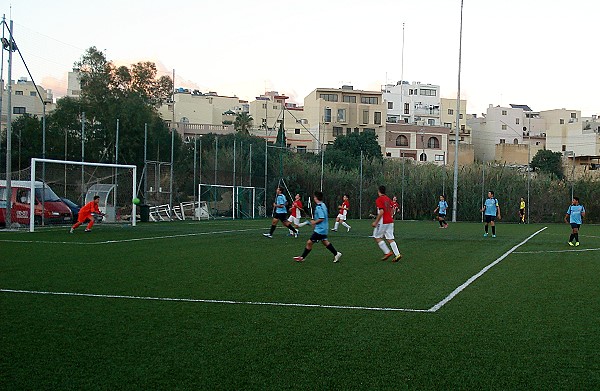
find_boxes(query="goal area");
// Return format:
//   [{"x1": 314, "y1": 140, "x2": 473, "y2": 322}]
[
  {"x1": 199, "y1": 184, "x2": 266, "y2": 219},
  {"x1": 28, "y1": 158, "x2": 138, "y2": 232}
]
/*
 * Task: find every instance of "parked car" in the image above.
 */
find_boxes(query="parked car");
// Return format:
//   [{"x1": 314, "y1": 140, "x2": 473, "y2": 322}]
[
  {"x1": 0, "y1": 180, "x2": 72, "y2": 226},
  {"x1": 60, "y1": 197, "x2": 80, "y2": 223}
]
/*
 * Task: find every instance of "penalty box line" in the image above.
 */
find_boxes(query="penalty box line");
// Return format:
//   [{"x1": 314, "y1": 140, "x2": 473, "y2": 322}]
[
  {"x1": 0, "y1": 289, "x2": 431, "y2": 313},
  {"x1": 428, "y1": 226, "x2": 548, "y2": 312},
  {"x1": 0, "y1": 228, "x2": 262, "y2": 245}
]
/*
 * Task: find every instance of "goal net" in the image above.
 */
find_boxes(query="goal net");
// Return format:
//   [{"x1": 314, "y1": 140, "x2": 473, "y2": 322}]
[
  {"x1": 199, "y1": 184, "x2": 266, "y2": 219},
  {"x1": 28, "y1": 158, "x2": 138, "y2": 232}
]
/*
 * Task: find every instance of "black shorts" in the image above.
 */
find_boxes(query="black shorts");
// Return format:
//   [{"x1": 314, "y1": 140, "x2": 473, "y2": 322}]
[
  {"x1": 484, "y1": 215, "x2": 496, "y2": 223},
  {"x1": 570, "y1": 223, "x2": 581, "y2": 229},
  {"x1": 438, "y1": 213, "x2": 446, "y2": 218},
  {"x1": 310, "y1": 232, "x2": 328, "y2": 243},
  {"x1": 519, "y1": 209, "x2": 525, "y2": 216},
  {"x1": 272, "y1": 212, "x2": 288, "y2": 222}
]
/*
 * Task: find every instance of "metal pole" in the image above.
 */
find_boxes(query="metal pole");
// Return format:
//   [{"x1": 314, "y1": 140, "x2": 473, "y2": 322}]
[
  {"x1": 400, "y1": 22, "x2": 405, "y2": 123},
  {"x1": 41, "y1": 103, "x2": 46, "y2": 226},
  {"x1": 80, "y1": 111, "x2": 85, "y2": 201},
  {"x1": 452, "y1": 0, "x2": 464, "y2": 223},
  {"x1": 401, "y1": 151, "x2": 405, "y2": 220},
  {"x1": 526, "y1": 119, "x2": 530, "y2": 224},
  {"x1": 115, "y1": 118, "x2": 119, "y2": 214},
  {"x1": 359, "y1": 150, "x2": 363, "y2": 219},
  {"x1": 249, "y1": 143, "x2": 252, "y2": 187},
  {"x1": 264, "y1": 138, "x2": 267, "y2": 211},
  {"x1": 481, "y1": 163, "x2": 486, "y2": 223},
  {"x1": 169, "y1": 124, "x2": 174, "y2": 209},
  {"x1": 143, "y1": 123, "x2": 148, "y2": 202},
  {"x1": 193, "y1": 135, "x2": 197, "y2": 213},
  {"x1": 0, "y1": 15, "x2": 5, "y2": 178},
  {"x1": 4, "y1": 19, "x2": 14, "y2": 227},
  {"x1": 233, "y1": 138, "x2": 236, "y2": 219},
  {"x1": 214, "y1": 136, "x2": 218, "y2": 185}
]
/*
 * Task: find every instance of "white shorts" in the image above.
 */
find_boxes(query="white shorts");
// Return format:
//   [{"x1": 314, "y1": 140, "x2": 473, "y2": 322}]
[
  {"x1": 336, "y1": 211, "x2": 347, "y2": 221},
  {"x1": 287, "y1": 215, "x2": 300, "y2": 226},
  {"x1": 374, "y1": 223, "x2": 395, "y2": 240}
]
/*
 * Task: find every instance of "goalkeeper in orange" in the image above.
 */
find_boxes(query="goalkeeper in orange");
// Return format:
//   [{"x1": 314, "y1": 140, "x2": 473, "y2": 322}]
[{"x1": 70, "y1": 195, "x2": 104, "y2": 233}]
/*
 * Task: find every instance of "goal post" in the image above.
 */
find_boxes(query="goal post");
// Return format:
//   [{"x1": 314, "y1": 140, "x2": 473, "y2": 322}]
[
  {"x1": 29, "y1": 158, "x2": 138, "y2": 232},
  {"x1": 199, "y1": 184, "x2": 266, "y2": 220}
]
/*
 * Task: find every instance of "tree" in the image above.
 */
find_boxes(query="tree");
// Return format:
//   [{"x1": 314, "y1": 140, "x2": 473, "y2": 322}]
[
  {"x1": 531, "y1": 149, "x2": 564, "y2": 179},
  {"x1": 234, "y1": 112, "x2": 253, "y2": 135},
  {"x1": 324, "y1": 131, "x2": 383, "y2": 170}
]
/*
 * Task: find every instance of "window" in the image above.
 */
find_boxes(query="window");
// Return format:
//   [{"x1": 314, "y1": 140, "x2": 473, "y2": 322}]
[
  {"x1": 324, "y1": 108, "x2": 332, "y2": 122},
  {"x1": 0, "y1": 187, "x2": 6, "y2": 201},
  {"x1": 343, "y1": 95, "x2": 356, "y2": 103},
  {"x1": 273, "y1": 105, "x2": 278, "y2": 109},
  {"x1": 427, "y1": 119, "x2": 435, "y2": 126},
  {"x1": 13, "y1": 107, "x2": 26, "y2": 114},
  {"x1": 560, "y1": 119, "x2": 565, "y2": 124},
  {"x1": 448, "y1": 109, "x2": 454, "y2": 115},
  {"x1": 435, "y1": 155, "x2": 445, "y2": 162},
  {"x1": 387, "y1": 116, "x2": 398, "y2": 123},
  {"x1": 374, "y1": 112, "x2": 382, "y2": 125},
  {"x1": 337, "y1": 108, "x2": 347, "y2": 123},
  {"x1": 571, "y1": 112, "x2": 577, "y2": 119},
  {"x1": 333, "y1": 126, "x2": 343, "y2": 137},
  {"x1": 388, "y1": 102, "x2": 393, "y2": 109},
  {"x1": 404, "y1": 103, "x2": 410, "y2": 115},
  {"x1": 294, "y1": 129, "x2": 300, "y2": 135},
  {"x1": 396, "y1": 135, "x2": 409, "y2": 147},
  {"x1": 297, "y1": 146, "x2": 307, "y2": 153},
  {"x1": 346, "y1": 127, "x2": 352, "y2": 135},
  {"x1": 499, "y1": 139, "x2": 506, "y2": 144},
  {"x1": 419, "y1": 153, "x2": 427, "y2": 161},
  {"x1": 16, "y1": 189, "x2": 30, "y2": 204},
  {"x1": 364, "y1": 128, "x2": 375, "y2": 133},
  {"x1": 513, "y1": 138, "x2": 519, "y2": 144},
  {"x1": 386, "y1": 152, "x2": 392, "y2": 157},
  {"x1": 320, "y1": 93, "x2": 338, "y2": 102},
  {"x1": 362, "y1": 110, "x2": 369, "y2": 124},
  {"x1": 361, "y1": 97, "x2": 378, "y2": 104},
  {"x1": 502, "y1": 110, "x2": 507, "y2": 115},
  {"x1": 403, "y1": 118, "x2": 409, "y2": 124},
  {"x1": 561, "y1": 145, "x2": 566, "y2": 151},
  {"x1": 516, "y1": 118, "x2": 520, "y2": 124},
  {"x1": 460, "y1": 125, "x2": 465, "y2": 131},
  {"x1": 427, "y1": 137, "x2": 440, "y2": 149},
  {"x1": 444, "y1": 122, "x2": 452, "y2": 128},
  {"x1": 502, "y1": 125, "x2": 507, "y2": 130},
  {"x1": 354, "y1": 127, "x2": 359, "y2": 133},
  {"x1": 30, "y1": 91, "x2": 37, "y2": 96},
  {"x1": 262, "y1": 103, "x2": 267, "y2": 109},
  {"x1": 420, "y1": 89, "x2": 436, "y2": 96},
  {"x1": 459, "y1": 114, "x2": 463, "y2": 119},
  {"x1": 15, "y1": 90, "x2": 23, "y2": 95}
]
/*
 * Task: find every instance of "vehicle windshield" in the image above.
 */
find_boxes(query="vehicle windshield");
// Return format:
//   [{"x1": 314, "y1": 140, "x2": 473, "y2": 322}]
[
  {"x1": 35, "y1": 186, "x2": 61, "y2": 202},
  {"x1": 61, "y1": 198, "x2": 79, "y2": 208}
]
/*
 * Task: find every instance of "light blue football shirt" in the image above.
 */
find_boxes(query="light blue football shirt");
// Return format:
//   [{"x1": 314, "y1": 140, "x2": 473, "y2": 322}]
[
  {"x1": 438, "y1": 200, "x2": 448, "y2": 214},
  {"x1": 314, "y1": 202, "x2": 329, "y2": 235},
  {"x1": 484, "y1": 198, "x2": 498, "y2": 216},
  {"x1": 567, "y1": 204, "x2": 585, "y2": 224},
  {"x1": 275, "y1": 194, "x2": 287, "y2": 213}
]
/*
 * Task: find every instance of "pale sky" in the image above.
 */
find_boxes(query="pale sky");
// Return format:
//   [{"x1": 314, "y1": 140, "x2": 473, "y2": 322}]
[{"x1": 3, "y1": 0, "x2": 599, "y2": 116}]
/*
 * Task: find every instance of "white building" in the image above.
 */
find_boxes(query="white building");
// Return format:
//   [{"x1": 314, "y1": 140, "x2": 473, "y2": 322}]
[
  {"x1": 543, "y1": 108, "x2": 600, "y2": 157},
  {"x1": 382, "y1": 81, "x2": 441, "y2": 126},
  {"x1": 1, "y1": 77, "x2": 55, "y2": 125}
]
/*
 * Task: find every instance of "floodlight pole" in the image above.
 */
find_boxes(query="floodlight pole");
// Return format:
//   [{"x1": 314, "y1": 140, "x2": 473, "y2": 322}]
[
  {"x1": 4, "y1": 19, "x2": 14, "y2": 228},
  {"x1": 143, "y1": 123, "x2": 148, "y2": 202},
  {"x1": 81, "y1": 111, "x2": 85, "y2": 201},
  {"x1": 451, "y1": 0, "x2": 464, "y2": 223}
]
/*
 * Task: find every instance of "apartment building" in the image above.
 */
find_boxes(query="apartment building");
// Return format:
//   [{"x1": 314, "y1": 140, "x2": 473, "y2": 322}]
[
  {"x1": 440, "y1": 97, "x2": 470, "y2": 144},
  {"x1": 384, "y1": 123, "x2": 450, "y2": 165},
  {"x1": 302, "y1": 85, "x2": 387, "y2": 151},
  {"x1": 382, "y1": 81, "x2": 441, "y2": 126},
  {"x1": 543, "y1": 108, "x2": 600, "y2": 158},
  {"x1": 1, "y1": 77, "x2": 54, "y2": 120}
]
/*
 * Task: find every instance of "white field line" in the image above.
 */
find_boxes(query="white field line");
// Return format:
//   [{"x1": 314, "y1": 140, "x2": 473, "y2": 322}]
[
  {"x1": 0, "y1": 289, "x2": 431, "y2": 313},
  {"x1": 0, "y1": 228, "x2": 261, "y2": 245},
  {"x1": 514, "y1": 247, "x2": 600, "y2": 254},
  {"x1": 428, "y1": 226, "x2": 548, "y2": 312}
]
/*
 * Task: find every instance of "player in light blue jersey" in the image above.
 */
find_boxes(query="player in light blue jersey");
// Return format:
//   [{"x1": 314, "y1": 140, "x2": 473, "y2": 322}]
[
  {"x1": 481, "y1": 191, "x2": 501, "y2": 238},
  {"x1": 433, "y1": 194, "x2": 449, "y2": 228},
  {"x1": 263, "y1": 187, "x2": 298, "y2": 238},
  {"x1": 294, "y1": 191, "x2": 342, "y2": 263},
  {"x1": 565, "y1": 196, "x2": 586, "y2": 246}
]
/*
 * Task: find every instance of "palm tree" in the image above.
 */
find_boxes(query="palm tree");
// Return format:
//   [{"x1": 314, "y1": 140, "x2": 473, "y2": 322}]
[{"x1": 234, "y1": 112, "x2": 253, "y2": 135}]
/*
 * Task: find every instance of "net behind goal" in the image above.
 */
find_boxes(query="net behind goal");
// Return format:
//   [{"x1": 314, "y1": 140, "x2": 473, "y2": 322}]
[
  {"x1": 28, "y1": 158, "x2": 137, "y2": 232},
  {"x1": 199, "y1": 184, "x2": 266, "y2": 219}
]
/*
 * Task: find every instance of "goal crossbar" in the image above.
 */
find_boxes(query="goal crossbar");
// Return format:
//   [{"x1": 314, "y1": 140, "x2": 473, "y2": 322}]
[{"x1": 29, "y1": 158, "x2": 138, "y2": 232}]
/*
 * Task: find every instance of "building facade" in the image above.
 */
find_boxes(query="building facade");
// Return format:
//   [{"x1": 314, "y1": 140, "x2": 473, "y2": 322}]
[
  {"x1": 384, "y1": 123, "x2": 450, "y2": 165},
  {"x1": 382, "y1": 81, "x2": 441, "y2": 126}
]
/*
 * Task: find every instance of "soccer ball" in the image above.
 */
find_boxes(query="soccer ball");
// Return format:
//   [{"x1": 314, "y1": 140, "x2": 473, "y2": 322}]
[{"x1": 132, "y1": 197, "x2": 141, "y2": 205}]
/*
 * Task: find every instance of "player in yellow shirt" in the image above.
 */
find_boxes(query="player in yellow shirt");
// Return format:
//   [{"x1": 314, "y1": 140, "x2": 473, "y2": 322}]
[{"x1": 519, "y1": 197, "x2": 525, "y2": 224}]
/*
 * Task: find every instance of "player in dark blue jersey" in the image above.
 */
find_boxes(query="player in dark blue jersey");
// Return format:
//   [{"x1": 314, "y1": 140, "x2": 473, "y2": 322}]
[{"x1": 565, "y1": 197, "x2": 586, "y2": 246}]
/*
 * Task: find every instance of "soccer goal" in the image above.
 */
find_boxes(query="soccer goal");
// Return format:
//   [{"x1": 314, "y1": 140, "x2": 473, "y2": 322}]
[
  {"x1": 199, "y1": 184, "x2": 266, "y2": 219},
  {"x1": 28, "y1": 158, "x2": 138, "y2": 232}
]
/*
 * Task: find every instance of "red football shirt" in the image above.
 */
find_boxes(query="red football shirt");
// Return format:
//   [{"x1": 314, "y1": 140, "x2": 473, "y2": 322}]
[
  {"x1": 290, "y1": 200, "x2": 303, "y2": 217},
  {"x1": 339, "y1": 200, "x2": 350, "y2": 215},
  {"x1": 375, "y1": 195, "x2": 393, "y2": 224}
]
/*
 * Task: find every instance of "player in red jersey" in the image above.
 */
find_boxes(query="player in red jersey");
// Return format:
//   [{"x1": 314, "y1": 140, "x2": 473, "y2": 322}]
[
  {"x1": 69, "y1": 195, "x2": 104, "y2": 233},
  {"x1": 390, "y1": 196, "x2": 399, "y2": 219},
  {"x1": 372, "y1": 186, "x2": 402, "y2": 262},
  {"x1": 287, "y1": 193, "x2": 310, "y2": 236},
  {"x1": 331, "y1": 194, "x2": 351, "y2": 232}
]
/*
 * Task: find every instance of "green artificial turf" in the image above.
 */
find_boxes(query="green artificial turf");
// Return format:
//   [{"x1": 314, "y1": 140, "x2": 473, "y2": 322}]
[{"x1": 1, "y1": 220, "x2": 599, "y2": 389}]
